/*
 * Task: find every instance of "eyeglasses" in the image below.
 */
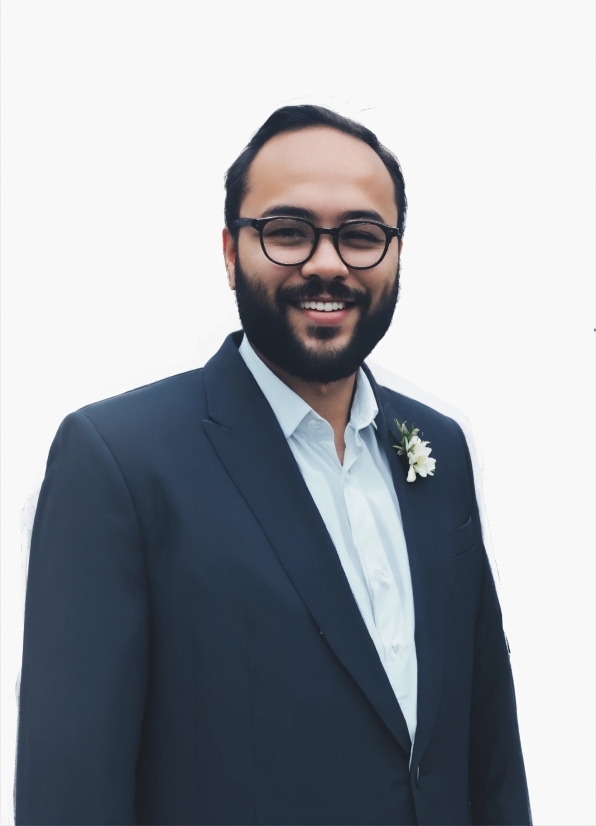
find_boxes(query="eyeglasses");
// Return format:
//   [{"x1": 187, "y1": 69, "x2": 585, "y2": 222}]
[{"x1": 234, "y1": 216, "x2": 401, "y2": 270}]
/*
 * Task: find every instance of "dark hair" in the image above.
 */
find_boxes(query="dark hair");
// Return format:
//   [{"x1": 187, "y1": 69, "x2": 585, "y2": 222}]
[{"x1": 224, "y1": 105, "x2": 407, "y2": 239}]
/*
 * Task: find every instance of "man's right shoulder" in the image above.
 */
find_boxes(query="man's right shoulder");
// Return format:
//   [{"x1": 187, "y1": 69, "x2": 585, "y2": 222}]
[{"x1": 59, "y1": 367, "x2": 209, "y2": 452}]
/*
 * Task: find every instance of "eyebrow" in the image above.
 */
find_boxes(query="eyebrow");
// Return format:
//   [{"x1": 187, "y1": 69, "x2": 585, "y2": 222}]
[
  {"x1": 338, "y1": 209, "x2": 388, "y2": 224},
  {"x1": 259, "y1": 205, "x2": 391, "y2": 225},
  {"x1": 260, "y1": 205, "x2": 314, "y2": 220}
]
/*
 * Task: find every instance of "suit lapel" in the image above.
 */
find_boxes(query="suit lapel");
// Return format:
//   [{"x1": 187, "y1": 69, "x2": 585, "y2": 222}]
[
  {"x1": 201, "y1": 334, "x2": 412, "y2": 758},
  {"x1": 363, "y1": 363, "x2": 447, "y2": 771}
]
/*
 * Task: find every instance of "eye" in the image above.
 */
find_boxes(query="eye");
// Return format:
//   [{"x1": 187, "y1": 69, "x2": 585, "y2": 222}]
[
  {"x1": 340, "y1": 223, "x2": 386, "y2": 248},
  {"x1": 268, "y1": 227, "x2": 306, "y2": 239},
  {"x1": 262, "y1": 218, "x2": 314, "y2": 247}
]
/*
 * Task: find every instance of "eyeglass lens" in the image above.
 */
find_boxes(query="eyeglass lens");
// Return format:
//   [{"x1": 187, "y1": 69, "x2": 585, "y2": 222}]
[{"x1": 261, "y1": 218, "x2": 388, "y2": 268}]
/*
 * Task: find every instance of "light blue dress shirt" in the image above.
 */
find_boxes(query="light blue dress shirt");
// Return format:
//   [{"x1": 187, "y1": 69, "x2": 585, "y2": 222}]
[{"x1": 239, "y1": 335, "x2": 418, "y2": 747}]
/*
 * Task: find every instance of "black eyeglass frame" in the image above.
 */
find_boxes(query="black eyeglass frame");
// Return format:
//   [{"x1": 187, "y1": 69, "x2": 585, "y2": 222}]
[{"x1": 233, "y1": 216, "x2": 402, "y2": 270}]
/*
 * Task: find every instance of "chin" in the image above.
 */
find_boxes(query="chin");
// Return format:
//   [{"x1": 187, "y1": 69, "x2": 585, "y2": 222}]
[{"x1": 302, "y1": 322, "x2": 353, "y2": 343}]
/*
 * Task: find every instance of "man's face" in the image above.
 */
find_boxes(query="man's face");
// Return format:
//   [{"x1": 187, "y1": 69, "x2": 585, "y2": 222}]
[{"x1": 223, "y1": 127, "x2": 402, "y2": 383}]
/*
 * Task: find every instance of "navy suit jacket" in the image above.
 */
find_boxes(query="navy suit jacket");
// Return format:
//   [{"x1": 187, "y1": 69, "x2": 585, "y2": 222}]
[{"x1": 16, "y1": 332, "x2": 531, "y2": 825}]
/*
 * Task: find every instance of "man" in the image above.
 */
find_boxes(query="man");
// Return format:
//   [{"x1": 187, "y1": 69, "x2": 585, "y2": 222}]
[{"x1": 15, "y1": 105, "x2": 531, "y2": 825}]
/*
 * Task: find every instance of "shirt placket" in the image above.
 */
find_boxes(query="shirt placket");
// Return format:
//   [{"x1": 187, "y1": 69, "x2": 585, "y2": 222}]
[{"x1": 342, "y1": 432, "x2": 407, "y2": 667}]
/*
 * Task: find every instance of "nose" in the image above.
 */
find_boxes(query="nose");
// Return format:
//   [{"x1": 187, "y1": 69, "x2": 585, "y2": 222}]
[{"x1": 300, "y1": 232, "x2": 350, "y2": 280}]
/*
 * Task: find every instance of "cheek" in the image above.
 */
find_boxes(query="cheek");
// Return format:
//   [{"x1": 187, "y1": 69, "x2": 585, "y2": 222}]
[
  {"x1": 383, "y1": 242, "x2": 400, "y2": 275},
  {"x1": 236, "y1": 234, "x2": 264, "y2": 271},
  {"x1": 361, "y1": 266, "x2": 397, "y2": 306},
  {"x1": 238, "y1": 234, "x2": 287, "y2": 281},
  {"x1": 237, "y1": 240, "x2": 294, "y2": 301}
]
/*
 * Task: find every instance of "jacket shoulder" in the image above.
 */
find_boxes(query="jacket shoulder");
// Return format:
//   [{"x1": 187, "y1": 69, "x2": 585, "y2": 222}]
[
  {"x1": 377, "y1": 383, "x2": 466, "y2": 444},
  {"x1": 70, "y1": 367, "x2": 207, "y2": 446}
]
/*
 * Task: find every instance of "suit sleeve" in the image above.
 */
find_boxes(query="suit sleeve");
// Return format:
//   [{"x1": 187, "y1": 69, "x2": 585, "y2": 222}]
[
  {"x1": 462, "y1": 434, "x2": 532, "y2": 825},
  {"x1": 15, "y1": 411, "x2": 150, "y2": 825}
]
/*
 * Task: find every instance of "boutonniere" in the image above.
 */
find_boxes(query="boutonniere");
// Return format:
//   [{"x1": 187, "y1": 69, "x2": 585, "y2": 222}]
[{"x1": 392, "y1": 419, "x2": 436, "y2": 483}]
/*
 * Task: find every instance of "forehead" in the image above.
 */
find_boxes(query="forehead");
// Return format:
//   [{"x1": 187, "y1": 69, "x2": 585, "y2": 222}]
[{"x1": 242, "y1": 127, "x2": 398, "y2": 223}]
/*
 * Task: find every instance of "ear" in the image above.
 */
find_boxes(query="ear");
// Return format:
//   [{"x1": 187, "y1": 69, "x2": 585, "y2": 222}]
[{"x1": 222, "y1": 227, "x2": 237, "y2": 290}]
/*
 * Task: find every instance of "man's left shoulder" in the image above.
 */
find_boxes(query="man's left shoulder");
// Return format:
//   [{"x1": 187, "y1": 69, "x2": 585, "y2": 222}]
[{"x1": 376, "y1": 382, "x2": 467, "y2": 450}]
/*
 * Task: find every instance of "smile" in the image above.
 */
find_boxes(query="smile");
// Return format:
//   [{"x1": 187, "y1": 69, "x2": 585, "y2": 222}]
[
  {"x1": 290, "y1": 299, "x2": 357, "y2": 327},
  {"x1": 298, "y1": 301, "x2": 350, "y2": 312}
]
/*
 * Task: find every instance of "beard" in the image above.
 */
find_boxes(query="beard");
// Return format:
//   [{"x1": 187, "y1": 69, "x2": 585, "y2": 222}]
[{"x1": 233, "y1": 255, "x2": 400, "y2": 383}]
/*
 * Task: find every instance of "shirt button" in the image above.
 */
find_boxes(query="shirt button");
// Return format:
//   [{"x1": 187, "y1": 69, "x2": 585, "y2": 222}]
[
  {"x1": 391, "y1": 640, "x2": 401, "y2": 653},
  {"x1": 380, "y1": 569, "x2": 390, "y2": 584},
  {"x1": 310, "y1": 419, "x2": 323, "y2": 430}
]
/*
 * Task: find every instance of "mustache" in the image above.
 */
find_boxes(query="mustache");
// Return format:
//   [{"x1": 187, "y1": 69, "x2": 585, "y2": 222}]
[{"x1": 277, "y1": 277, "x2": 369, "y2": 305}]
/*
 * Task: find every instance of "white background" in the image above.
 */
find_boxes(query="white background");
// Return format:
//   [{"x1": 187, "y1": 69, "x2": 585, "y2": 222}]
[{"x1": 1, "y1": 2, "x2": 594, "y2": 823}]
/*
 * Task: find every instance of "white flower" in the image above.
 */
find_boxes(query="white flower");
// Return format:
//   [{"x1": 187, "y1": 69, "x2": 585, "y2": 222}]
[
  {"x1": 393, "y1": 420, "x2": 436, "y2": 483},
  {"x1": 406, "y1": 435, "x2": 436, "y2": 482}
]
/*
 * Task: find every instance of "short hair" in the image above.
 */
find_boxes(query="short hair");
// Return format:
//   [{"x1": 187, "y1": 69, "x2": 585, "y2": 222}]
[{"x1": 224, "y1": 105, "x2": 407, "y2": 238}]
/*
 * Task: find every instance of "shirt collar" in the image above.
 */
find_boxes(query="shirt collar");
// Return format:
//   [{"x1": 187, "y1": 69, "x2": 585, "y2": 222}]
[
  {"x1": 238, "y1": 334, "x2": 378, "y2": 439},
  {"x1": 239, "y1": 335, "x2": 311, "y2": 438},
  {"x1": 350, "y1": 368, "x2": 379, "y2": 432}
]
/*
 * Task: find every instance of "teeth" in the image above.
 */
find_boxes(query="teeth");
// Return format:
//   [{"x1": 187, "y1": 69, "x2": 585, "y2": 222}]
[{"x1": 298, "y1": 301, "x2": 346, "y2": 312}]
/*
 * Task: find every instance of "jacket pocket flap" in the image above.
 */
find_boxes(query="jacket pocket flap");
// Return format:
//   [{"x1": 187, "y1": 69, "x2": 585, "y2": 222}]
[{"x1": 449, "y1": 514, "x2": 475, "y2": 559}]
